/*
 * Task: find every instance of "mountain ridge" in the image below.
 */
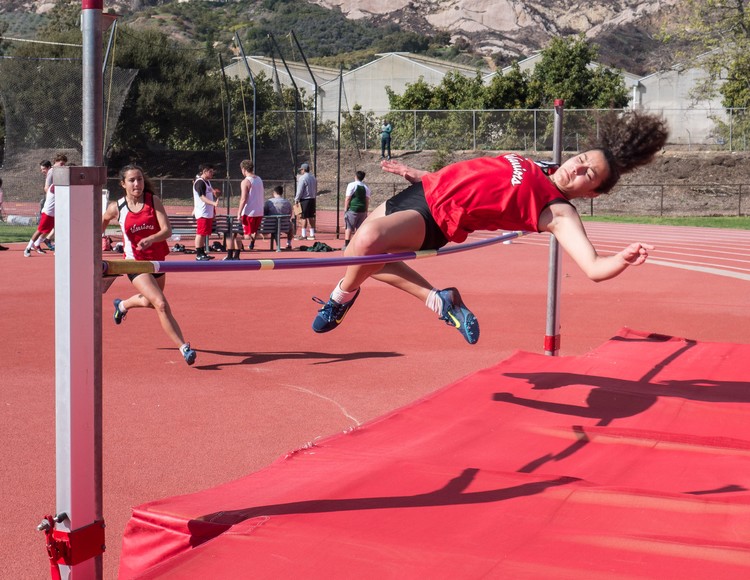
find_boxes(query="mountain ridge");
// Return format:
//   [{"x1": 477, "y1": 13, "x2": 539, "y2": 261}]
[{"x1": 5, "y1": 0, "x2": 685, "y2": 75}]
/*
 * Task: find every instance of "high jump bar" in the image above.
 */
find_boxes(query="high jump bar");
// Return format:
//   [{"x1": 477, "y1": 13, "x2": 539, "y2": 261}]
[{"x1": 103, "y1": 230, "x2": 530, "y2": 276}]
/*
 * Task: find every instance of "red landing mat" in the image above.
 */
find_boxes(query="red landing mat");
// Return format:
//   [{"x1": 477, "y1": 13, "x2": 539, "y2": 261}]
[{"x1": 120, "y1": 328, "x2": 750, "y2": 579}]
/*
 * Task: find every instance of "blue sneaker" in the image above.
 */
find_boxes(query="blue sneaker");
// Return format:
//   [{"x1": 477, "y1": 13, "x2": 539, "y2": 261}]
[
  {"x1": 437, "y1": 288, "x2": 479, "y2": 344},
  {"x1": 113, "y1": 299, "x2": 127, "y2": 325},
  {"x1": 182, "y1": 343, "x2": 197, "y2": 366},
  {"x1": 44, "y1": 240, "x2": 55, "y2": 251},
  {"x1": 312, "y1": 288, "x2": 361, "y2": 333}
]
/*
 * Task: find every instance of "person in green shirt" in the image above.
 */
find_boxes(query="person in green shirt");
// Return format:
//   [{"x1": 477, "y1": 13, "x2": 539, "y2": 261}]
[
  {"x1": 380, "y1": 120, "x2": 392, "y2": 160},
  {"x1": 343, "y1": 170, "x2": 371, "y2": 250}
]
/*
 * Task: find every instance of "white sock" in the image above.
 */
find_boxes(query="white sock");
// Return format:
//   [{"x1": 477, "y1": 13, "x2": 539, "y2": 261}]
[
  {"x1": 180, "y1": 343, "x2": 190, "y2": 353},
  {"x1": 309, "y1": 229, "x2": 315, "y2": 237},
  {"x1": 301, "y1": 228, "x2": 307, "y2": 238},
  {"x1": 425, "y1": 288, "x2": 443, "y2": 314},
  {"x1": 118, "y1": 302, "x2": 128, "y2": 313},
  {"x1": 33, "y1": 239, "x2": 42, "y2": 248},
  {"x1": 331, "y1": 279, "x2": 358, "y2": 304}
]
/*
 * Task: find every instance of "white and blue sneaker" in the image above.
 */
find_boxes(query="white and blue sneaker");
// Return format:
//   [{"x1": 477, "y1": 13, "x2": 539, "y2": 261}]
[
  {"x1": 437, "y1": 287, "x2": 479, "y2": 344},
  {"x1": 113, "y1": 299, "x2": 127, "y2": 325},
  {"x1": 181, "y1": 343, "x2": 197, "y2": 366},
  {"x1": 312, "y1": 288, "x2": 361, "y2": 333}
]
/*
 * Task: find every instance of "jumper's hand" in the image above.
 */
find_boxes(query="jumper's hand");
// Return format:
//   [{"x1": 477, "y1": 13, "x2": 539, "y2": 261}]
[
  {"x1": 380, "y1": 160, "x2": 425, "y2": 183},
  {"x1": 137, "y1": 238, "x2": 153, "y2": 251},
  {"x1": 620, "y1": 242, "x2": 654, "y2": 266}
]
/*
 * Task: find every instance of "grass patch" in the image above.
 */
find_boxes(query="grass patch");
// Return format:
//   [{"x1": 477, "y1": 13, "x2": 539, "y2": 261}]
[
  {"x1": 581, "y1": 215, "x2": 750, "y2": 230},
  {"x1": 2, "y1": 215, "x2": 748, "y2": 244},
  {"x1": 0, "y1": 223, "x2": 36, "y2": 243}
]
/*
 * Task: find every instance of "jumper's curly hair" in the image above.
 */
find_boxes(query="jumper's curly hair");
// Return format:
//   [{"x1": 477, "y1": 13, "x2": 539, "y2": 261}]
[{"x1": 589, "y1": 110, "x2": 669, "y2": 193}]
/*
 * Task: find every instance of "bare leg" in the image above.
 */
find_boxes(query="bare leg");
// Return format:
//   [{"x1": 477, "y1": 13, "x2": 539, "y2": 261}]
[
  {"x1": 195, "y1": 234, "x2": 206, "y2": 252},
  {"x1": 339, "y1": 203, "x2": 425, "y2": 293},
  {"x1": 128, "y1": 273, "x2": 187, "y2": 348},
  {"x1": 371, "y1": 262, "x2": 433, "y2": 302}
]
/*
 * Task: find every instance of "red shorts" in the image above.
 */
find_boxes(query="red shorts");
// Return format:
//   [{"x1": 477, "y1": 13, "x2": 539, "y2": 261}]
[
  {"x1": 241, "y1": 215, "x2": 262, "y2": 235},
  {"x1": 38, "y1": 212, "x2": 55, "y2": 234},
  {"x1": 196, "y1": 217, "x2": 213, "y2": 236}
]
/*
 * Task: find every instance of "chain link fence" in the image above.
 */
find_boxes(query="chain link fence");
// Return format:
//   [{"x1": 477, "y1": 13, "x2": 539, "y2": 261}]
[
  {"x1": 0, "y1": 57, "x2": 137, "y2": 208},
  {"x1": 341, "y1": 108, "x2": 750, "y2": 154}
]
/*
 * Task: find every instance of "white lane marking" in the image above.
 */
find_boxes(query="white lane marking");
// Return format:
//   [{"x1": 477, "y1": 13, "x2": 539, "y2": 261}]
[{"x1": 647, "y1": 259, "x2": 750, "y2": 281}]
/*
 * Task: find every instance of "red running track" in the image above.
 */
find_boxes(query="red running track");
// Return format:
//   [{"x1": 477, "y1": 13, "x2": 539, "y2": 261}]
[{"x1": 1, "y1": 222, "x2": 749, "y2": 578}]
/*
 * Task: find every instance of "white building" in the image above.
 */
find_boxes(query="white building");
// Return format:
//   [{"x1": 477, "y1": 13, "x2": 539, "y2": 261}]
[
  {"x1": 226, "y1": 52, "x2": 489, "y2": 121},
  {"x1": 635, "y1": 54, "x2": 727, "y2": 146},
  {"x1": 225, "y1": 50, "x2": 730, "y2": 147}
]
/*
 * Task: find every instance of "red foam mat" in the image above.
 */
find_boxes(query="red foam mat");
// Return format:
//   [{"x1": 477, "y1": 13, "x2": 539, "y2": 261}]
[{"x1": 120, "y1": 328, "x2": 750, "y2": 578}]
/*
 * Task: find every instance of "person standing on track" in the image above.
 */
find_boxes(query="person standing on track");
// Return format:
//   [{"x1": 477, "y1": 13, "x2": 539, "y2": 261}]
[
  {"x1": 342, "y1": 170, "x2": 370, "y2": 250},
  {"x1": 192, "y1": 163, "x2": 221, "y2": 261},
  {"x1": 235, "y1": 159, "x2": 265, "y2": 255},
  {"x1": 294, "y1": 162, "x2": 317, "y2": 241},
  {"x1": 103, "y1": 164, "x2": 197, "y2": 366},
  {"x1": 311, "y1": 111, "x2": 669, "y2": 345}
]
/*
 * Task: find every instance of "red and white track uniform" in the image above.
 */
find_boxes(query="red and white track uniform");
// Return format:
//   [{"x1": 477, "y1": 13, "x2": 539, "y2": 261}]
[
  {"x1": 422, "y1": 153, "x2": 570, "y2": 243},
  {"x1": 117, "y1": 192, "x2": 169, "y2": 261}
]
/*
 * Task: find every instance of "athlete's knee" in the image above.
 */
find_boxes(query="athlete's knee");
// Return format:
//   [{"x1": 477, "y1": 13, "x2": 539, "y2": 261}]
[
  {"x1": 151, "y1": 296, "x2": 170, "y2": 314},
  {"x1": 350, "y1": 223, "x2": 386, "y2": 254}
]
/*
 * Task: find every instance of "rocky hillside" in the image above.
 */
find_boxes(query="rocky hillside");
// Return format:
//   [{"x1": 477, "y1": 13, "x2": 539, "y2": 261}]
[
  {"x1": 311, "y1": 0, "x2": 683, "y2": 73},
  {"x1": 7, "y1": 0, "x2": 685, "y2": 74}
]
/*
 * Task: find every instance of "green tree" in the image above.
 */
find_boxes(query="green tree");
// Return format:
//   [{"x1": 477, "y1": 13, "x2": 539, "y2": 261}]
[
  {"x1": 430, "y1": 71, "x2": 485, "y2": 109},
  {"x1": 483, "y1": 63, "x2": 536, "y2": 109},
  {"x1": 111, "y1": 27, "x2": 224, "y2": 151},
  {"x1": 669, "y1": 0, "x2": 750, "y2": 108},
  {"x1": 531, "y1": 35, "x2": 627, "y2": 109},
  {"x1": 661, "y1": 1, "x2": 750, "y2": 148}
]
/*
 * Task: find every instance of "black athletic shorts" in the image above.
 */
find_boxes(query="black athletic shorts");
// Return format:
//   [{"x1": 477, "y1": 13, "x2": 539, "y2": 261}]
[
  {"x1": 128, "y1": 272, "x2": 165, "y2": 282},
  {"x1": 299, "y1": 198, "x2": 316, "y2": 219},
  {"x1": 385, "y1": 182, "x2": 449, "y2": 251}
]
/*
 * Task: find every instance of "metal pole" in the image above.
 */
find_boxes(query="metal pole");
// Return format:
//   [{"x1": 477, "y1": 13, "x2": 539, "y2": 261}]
[
  {"x1": 290, "y1": 30, "x2": 318, "y2": 175},
  {"x1": 269, "y1": 33, "x2": 301, "y2": 172},
  {"x1": 336, "y1": 67, "x2": 343, "y2": 237},
  {"x1": 49, "y1": 2, "x2": 107, "y2": 577},
  {"x1": 219, "y1": 53, "x2": 232, "y2": 214},
  {"x1": 234, "y1": 34, "x2": 257, "y2": 167},
  {"x1": 544, "y1": 99, "x2": 564, "y2": 356}
]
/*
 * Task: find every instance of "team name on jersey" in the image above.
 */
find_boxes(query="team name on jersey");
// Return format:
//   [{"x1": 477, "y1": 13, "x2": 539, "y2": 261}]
[
  {"x1": 504, "y1": 153, "x2": 527, "y2": 186},
  {"x1": 130, "y1": 223, "x2": 156, "y2": 235}
]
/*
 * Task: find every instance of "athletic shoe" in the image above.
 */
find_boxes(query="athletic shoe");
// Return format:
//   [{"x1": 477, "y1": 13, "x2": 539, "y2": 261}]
[
  {"x1": 182, "y1": 343, "x2": 197, "y2": 366},
  {"x1": 43, "y1": 240, "x2": 55, "y2": 251},
  {"x1": 35, "y1": 247, "x2": 46, "y2": 254},
  {"x1": 312, "y1": 288, "x2": 361, "y2": 333},
  {"x1": 23, "y1": 248, "x2": 31, "y2": 257},
  {"x1": 113, "y1": 299, "x2": 127, "y2": 325},
  {"x1": 306, "y1": 236, "x2": 316, "y2": 241},
  {"x1": 437, "y1": 287, "x2": 479, "y2": 344},
  {"x1": 195, "y1": 253, "x2": 213, "y2": 261}
]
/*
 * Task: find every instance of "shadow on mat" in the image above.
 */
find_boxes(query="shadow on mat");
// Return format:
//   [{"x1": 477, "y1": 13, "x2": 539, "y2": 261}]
[
  {"x1": 186, "y1": 468, "x2": 579, "y2": 548},
  {"x1": 174, "y1": 349, "x2": 404, "y2": 370},
  {"x1": 493, "y1": 335, "x2": 750, "y2": 474}
]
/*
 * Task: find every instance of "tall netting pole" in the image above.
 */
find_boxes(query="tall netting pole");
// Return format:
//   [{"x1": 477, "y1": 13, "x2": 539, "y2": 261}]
[
  {"x1": 47, "y1": 1, "x2": 107, "y2": 577},
  {"x1": 544, "y1": 99, "x2": 564, "y2": 356}
]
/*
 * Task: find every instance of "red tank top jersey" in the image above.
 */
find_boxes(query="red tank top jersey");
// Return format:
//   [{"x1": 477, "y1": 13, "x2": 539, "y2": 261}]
[
  {"x1": 118, "y1": 192, "x2": 169, "y2": 261},
  {"x1": 421, "y1": 153, "x2": 570, "y2": 243}
]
